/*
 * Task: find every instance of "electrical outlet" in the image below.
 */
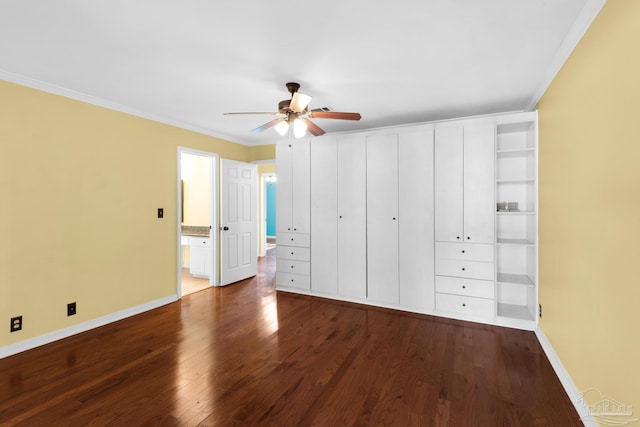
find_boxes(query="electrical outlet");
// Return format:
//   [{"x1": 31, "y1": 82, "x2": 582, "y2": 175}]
[
  {"x1": 67, "y1": 302, "x2": 77, "y2": 316},
  {"x1": 157, "y1": 208, "x2": 164, "y2": 218},
  {"x1": 10, "y1": 316, "x2": 22, "y2": 332},
  {"x1": 538, "y1": 304, "x2": 542, "y2": 318}
]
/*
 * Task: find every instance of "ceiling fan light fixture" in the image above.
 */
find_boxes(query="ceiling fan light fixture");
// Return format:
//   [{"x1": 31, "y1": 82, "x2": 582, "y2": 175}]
[
  {"x1": 290, "y1": 92, "x2": 312, "y2": 113},
  {"x1": 274, "y1": 120, "x2": 289, "y2": 136},
  {"x1": 293, "y1": 118, "x2": 307, "y2": 138}
]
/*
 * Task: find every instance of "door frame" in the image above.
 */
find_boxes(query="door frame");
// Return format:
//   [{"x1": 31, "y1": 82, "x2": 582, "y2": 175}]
[
  {"x1": 260, "y1": 172, "x2": 277, "y2": 257},
  {"x1": 176, "y1": 147, "x2": 219, "y2": 297}
]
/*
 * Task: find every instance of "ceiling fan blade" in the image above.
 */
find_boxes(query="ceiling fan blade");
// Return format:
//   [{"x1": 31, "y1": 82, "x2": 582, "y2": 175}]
[
  {"x1": 251, "y1": 118, "x2": 285, "y2": 133},
  {"x1": 224, "y1": 112, "x2": 280, "y2": 115},
  {"x1": 301, "y1": 118, "x2": 325, "y2": 136},
  {"x1": 289, "y1": 92, "x2": 312, "y2": 113},
  {"x1": 309, "y1": 111, "x2": 362, "y2": 121}
]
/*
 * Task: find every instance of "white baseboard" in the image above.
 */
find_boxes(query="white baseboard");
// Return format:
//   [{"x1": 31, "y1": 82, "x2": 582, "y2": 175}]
[
  {"x1": 535, "y1": 326, "x2": 596, "y2": 426},
  {"x1": 0, "y1": 295, "x2": 178, "y2": 359}
]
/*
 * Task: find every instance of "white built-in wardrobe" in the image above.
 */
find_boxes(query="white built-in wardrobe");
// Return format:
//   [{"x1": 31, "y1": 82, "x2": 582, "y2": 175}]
[{"x1": 276, "y1": 111, "x2": 538, "y2": 330}]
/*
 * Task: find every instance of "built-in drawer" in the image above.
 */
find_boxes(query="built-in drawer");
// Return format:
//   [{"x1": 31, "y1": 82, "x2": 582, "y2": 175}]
[
  {"x1": 435, "y1": 242, "x2": 494, "y2": 262},
  {"x1": 435, "y1": 259, "x2": 494, "y2": 280},
  {"x1": 277, "y1": 246, "x2": 310, "y2": 262},
  {"x1": 276, "y1": 259, "x2": 310, "y2": 276},
  {"x1": 436, "y1": 293, "x2": 494, "y2": 318},
  {"x1": 435, "y1": 276, "x2": 494, "y2": 299},
  {"x1": 277, "y1": 232, "x2": 310, "y2": 248},
  {"x1": 276, "y1": 272, "x2": 311, "y2": 290},
  {"x1": 189, "y1": 237, "x2": 211, "y2": 247}
]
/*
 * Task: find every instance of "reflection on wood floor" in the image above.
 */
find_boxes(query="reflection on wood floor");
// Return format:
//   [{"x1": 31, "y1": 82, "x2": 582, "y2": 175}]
[
  {"x1": 181, "y1": 268, "x2": 210, "y2": 296},
  {"x1": 0, "y1": 247, "x2": 581, "y2": 425}
]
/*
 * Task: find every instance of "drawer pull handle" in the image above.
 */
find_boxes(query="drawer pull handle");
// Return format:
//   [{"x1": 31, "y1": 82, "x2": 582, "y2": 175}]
[
  {"x1": 288, "y1": 228, "x2": 291, "y2": 231},
  {"x1": 467, "y1": 236, "x2": 470, "y2": 240},
  {"x1": 456, "y1": 236, "x2": 460, "y2": 240},
  {"x1": 291, "y1": 252, "x2": 294, "y2": 255},
  {"x1": 291, "y1": 238, "x2": 294, "y2": 241},
  {"x1": 462, "y1": 285, "x2": 466, "y2": 289},
  {"x1": 462, "y1": 303, "x2": 466, "y2": 307},
  {"x1": 291, "y1": 279, "x2": 294, "y2": 282},
  {"x1": 294, "y1": 228, "x2": 297, "y2": 231},
  {"x1": 461, "y1": 268, "x2": 466, "y2": 271},
  {"x1": 461, "y1": 250, "x2": 465, "y2": 254},
  {"x1": 291, "y1": 266, "x2": 294, "y2": 269}
]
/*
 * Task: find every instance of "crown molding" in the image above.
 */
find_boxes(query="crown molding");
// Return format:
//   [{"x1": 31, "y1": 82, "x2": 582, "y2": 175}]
[
  {"x1": 0, "y1": 69, "x2": 253, "y2": 146},
  {"x1": 525, "y1": 0, "x2": 607, "y2": 110}
]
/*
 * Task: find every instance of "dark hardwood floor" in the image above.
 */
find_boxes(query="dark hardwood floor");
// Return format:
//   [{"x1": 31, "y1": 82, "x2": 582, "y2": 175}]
[{"x1": 0, "y1": 249, "x2": 581, "y2": 426}]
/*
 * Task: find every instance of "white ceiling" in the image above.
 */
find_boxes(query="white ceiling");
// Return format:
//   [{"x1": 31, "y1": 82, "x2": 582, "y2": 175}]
[{"x1": 0, "y1": 0, "x2": 605, "y2": 146}]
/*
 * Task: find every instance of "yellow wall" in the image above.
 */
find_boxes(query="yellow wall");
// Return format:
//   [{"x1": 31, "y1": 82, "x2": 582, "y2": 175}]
[
  {"x1": 0, "y1": 80, "x2": 253, "y2": 346},
  {"x1": 538, "y1": 0, "x2": 640, "y2": 409},
  {"x1": 181, "y1": 153, "x2": 211, "y2": 226}
]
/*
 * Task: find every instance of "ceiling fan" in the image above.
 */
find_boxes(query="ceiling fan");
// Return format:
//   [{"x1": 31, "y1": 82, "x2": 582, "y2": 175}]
[{"x1": 224, "y1": 82, "x2": 361, "y2": 137}]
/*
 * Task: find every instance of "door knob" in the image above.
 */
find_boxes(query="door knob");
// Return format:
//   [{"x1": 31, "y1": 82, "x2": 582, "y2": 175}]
[{"x1": 223, "y1": 226, "x2": 229, "y2": 231}]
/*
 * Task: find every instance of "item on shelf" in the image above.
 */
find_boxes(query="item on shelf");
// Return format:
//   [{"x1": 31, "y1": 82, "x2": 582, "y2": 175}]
[
  {"x1": 507, "y1": 202, "x2": 519, "y2": 212},
  {"x1": 497, "y1": 202, "x2": 507, "y2": 212}
]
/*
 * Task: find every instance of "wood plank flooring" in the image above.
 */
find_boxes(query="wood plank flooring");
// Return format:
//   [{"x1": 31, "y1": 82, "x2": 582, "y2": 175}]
[{"x1": 0, "y1": 249, "x2": 582, "y2": 426}]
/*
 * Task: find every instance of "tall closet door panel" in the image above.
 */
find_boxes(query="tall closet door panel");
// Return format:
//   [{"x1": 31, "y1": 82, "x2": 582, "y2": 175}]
[
  {"x1": 310, "y1": 136, "x2": 338, "y2": 294},
  {"x1": 337, "y1": 135, "x2": 367, "y2": 299},
  {"x1": 399, "y1": 127, "x2": 435, "y2": 310},
  {"x1": 275, "y1": 141, "x2": 293, "y2": 233},
  {"x1": 463, "y1": 119, "x2": 495, "y2": 243},
  {"x1": 435, "y1": 126, "x2": 464, "y2": 242},
  {"x1": 291, "y1": 139, "x2": 311, "y2": 234},
  {"x1": 366, "y1": 134, "x2": 399, "y2": 304}
]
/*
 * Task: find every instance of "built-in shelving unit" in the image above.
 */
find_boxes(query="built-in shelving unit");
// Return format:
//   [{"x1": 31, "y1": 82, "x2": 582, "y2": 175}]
[{"x1": 495, "y1": 112, "x2": 538, "y2": 324}]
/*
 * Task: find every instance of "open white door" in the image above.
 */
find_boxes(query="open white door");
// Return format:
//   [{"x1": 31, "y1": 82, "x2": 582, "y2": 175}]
[{"x1": 220, "y1": 159, "x2": 258, "y2": 285}]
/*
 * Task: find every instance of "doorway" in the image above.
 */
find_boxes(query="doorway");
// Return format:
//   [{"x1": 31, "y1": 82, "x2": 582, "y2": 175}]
[
  {"x1": 260, "y1": 173, "x2": 277, "y2": 257},
  {"x1": 177, "y1": 147, "x2": 218, "y2": 297}
]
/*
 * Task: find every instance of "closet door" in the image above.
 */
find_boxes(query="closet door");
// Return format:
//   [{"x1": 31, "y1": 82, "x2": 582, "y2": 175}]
[
  {"x1": 399, "y1": 126, "x2": 435, "y2": 310},
  {"x1": 434, "y1": 125, "x2": 464, "y2": 242},
  {"x1": 291, "y1": 139, "x2": 311, "y2": 234},
  {"x1": 366, "y1": 134, "x2": 399, "y2": 304},
  {"x1": 310, "y1": 136, "x2": 338, "y2": 294},
  {"x1": 337, "y1": 134, "x2": 367, "y2": 299},
  {"x1": 463, "y1": 119, "x2": 495, "y2": 243},
  {"x1": 275, "y1": 141, "x2": 293, "y2": 234}
]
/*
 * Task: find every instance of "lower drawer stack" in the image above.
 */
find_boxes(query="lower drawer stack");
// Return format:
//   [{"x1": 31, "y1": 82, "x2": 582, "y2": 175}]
[{"x1": 435, "y1": 242, "x2": 495, "y2": 320}]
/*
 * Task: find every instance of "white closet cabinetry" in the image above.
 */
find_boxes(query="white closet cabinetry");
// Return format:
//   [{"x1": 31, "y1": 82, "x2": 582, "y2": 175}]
[
  {"x1": 276, "y1": 139, "x2": 311, "y2": 291},
  {"x1": 366, "y1": 127, "x2": 435, "y2": 309},
  {"x1": 434, "y1": 118, "x2": 495, "y2": 320},
  {"x1": 495, "y1": 112, "x2": 538, "y2": 325},
  {"x1": 310, "y1": 135, "x2": 338, "y2": 295},
  {"x1": 435, "y1": 119, "x2": 495, "y2": 243},
  {"x1": 276, "y1": 139, "x2": 310, "y2": 234},
  {"x1": 398, "y1": 128, "x2": 435, "y2": 310},
  {"x1": 309, "y1": 134, "x2": 367, "y2": 299},
  {"x1": 337, "y1": 135, "x2": 368, "y2": 299},
  {"x1": 366, "y1": 134, "x2": 400, "y2": 304}
]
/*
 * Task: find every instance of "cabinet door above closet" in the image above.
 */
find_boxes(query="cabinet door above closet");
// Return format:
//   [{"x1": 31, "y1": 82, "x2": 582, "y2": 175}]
[{"x1": 435, "y1": 119, "x2": 494, "y2": 244}]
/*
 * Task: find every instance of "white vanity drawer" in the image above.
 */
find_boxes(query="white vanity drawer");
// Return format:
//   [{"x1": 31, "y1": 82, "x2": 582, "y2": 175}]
[
  {"x1": 277, "y1": 246, "x2": 310, "y2": 262},
  {"x1": 435, "y1": 276, "x2": 494, "y2": 299},
  {"x1": 277, "y1": 259, "x2": 310, "y2": 276},
  {"x1": 436, "y1": 293, "x2": 494, "y2": 318},
  {"x1": 277, "y1": 233, "x2": 310, "y2": 248},
  {"x1": 189, "y1": 237, "x2": 211, "y2": 247},
  {"x1": 435, "y1": 259, "x2": 494, "y2": 280},
  {"x1": 435, "y1": 242, "x2": 494, "y2": 262},
  {"x1": 276, "y1": 272, "x2": 311, "y2": 290}
]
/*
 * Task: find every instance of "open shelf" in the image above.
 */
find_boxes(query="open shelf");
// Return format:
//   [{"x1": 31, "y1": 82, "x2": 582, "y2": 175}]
[
  {"x1": 496, "y1": 211, "x2": 535, "y2": 215},
  {"x1": 496, "y1": 238, "x2": 535, "y2": 246},
  {"x1": 497, "y1": 148, "x2": 535, "y2": 158},
  {"x1": 497, "y1": 303, "x2": 535, "y2": 321},
  {"x1": 496, "y1": 178, "x2": 535, "y2": 184},
  {"x1": 497, "y1": 273, "x2": 535, "y2": 287}
]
